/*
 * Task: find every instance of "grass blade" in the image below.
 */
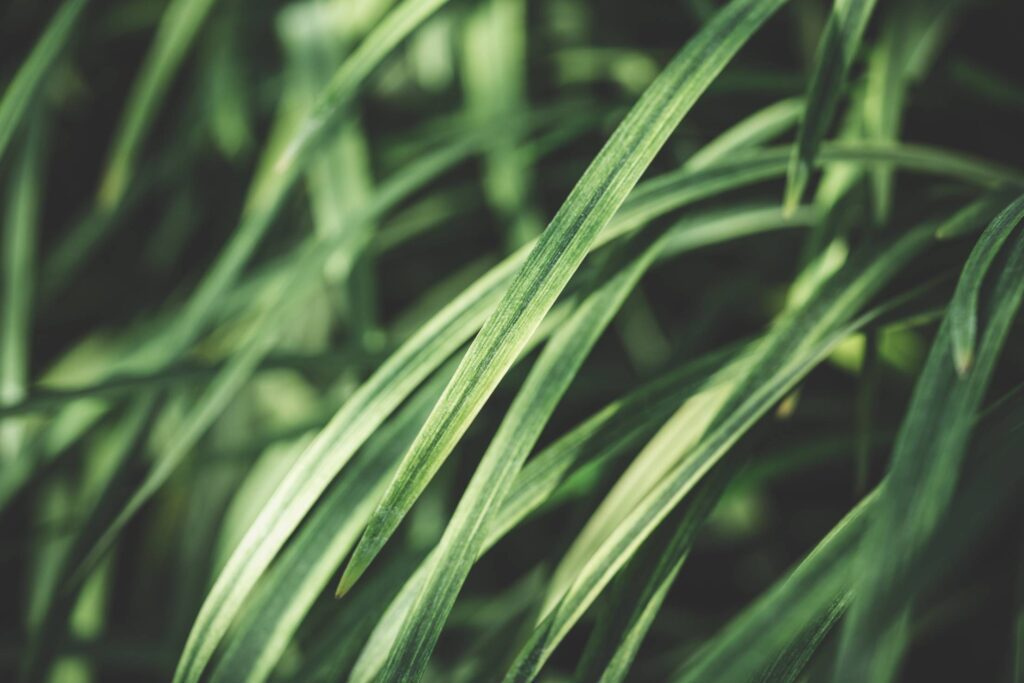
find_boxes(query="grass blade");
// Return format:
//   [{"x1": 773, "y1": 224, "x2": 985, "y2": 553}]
[
  {"x1": 947, "y1": 193, "x2": 1024, "y2": 374},
  {"x1": 97, "y1": 0, "x2": 219, "y2": 209},
  {"x1": 1, "y1": 119, "x2": 43, "y2": 460},
  {"x1": 507, "y1": 226, "x2": 932, "y2": 680},
  {"x1": 834, "y1": 219, "x2": 1024, "y2": 682},
  {"x1": 575, "y1": 461, "x2": 740, "y2": 683},
  {"x1": 785, "y1": 0, "x2": 878, "y2": 212},
  {"x1": 0, "y1": 0, "x2": 87, "y2": 167},
  {"x1": 336, "y1": 0, "x2": 797, "y2": 598}
]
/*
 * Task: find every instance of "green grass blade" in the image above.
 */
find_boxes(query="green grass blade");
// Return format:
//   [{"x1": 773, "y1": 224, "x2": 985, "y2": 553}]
[
  {"x1": 679, "y1": 388, "x2": 1024, "y2": 683},
  {"x1": 676, "y1": 492, "x2": 875, "y2": 682},
  {"x1": 785, "y1": 0, "x2": 878, "y2": 212},
  {"x1": 278, "y1": 0, "x2": 454, "y2": 171},
  {"x1": 834, "y1": 219, "x2": 1024, "y2": 682},
  {"x1": 575, "y1": 461, "x2": 740, "y2": 683},
  {"x1": 97, "y1": 0, "x2": 219, "y2": 209},
  {"x1": 947, "y1": 193, "x2": 1024, "y2": 374},
  {"x1": 507, "y1": 226, "x2": 931, "y2": 681},
  {"x1": 207, "y1": 361, "x2": 454, "y2": 683},
  {"x1": 377, "y1": 231, "x2": 666, "y2": 680},
  {"x1": 684, "y1": 97, "x2": 802, "y2": 171},
  {"x1": 1, "y1": 119, "x2": 42, "y2": 460},
  {"x1": 0, "y1": 0, "x2": 87, "y2": 168},
  {"x1": 336, "y1": 0, "x2": 796, "y2": 599}
]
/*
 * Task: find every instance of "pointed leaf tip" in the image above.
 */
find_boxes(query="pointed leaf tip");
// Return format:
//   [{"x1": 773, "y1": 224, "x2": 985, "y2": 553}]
[{"x1": 783, "y1": 161, "x2": 808, "y2": 217}]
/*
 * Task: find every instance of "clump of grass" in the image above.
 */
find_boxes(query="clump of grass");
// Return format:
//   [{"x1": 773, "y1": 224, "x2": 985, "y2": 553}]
[{"x1": 2, "y1": 0, "x2": 1024, "y2": 681}]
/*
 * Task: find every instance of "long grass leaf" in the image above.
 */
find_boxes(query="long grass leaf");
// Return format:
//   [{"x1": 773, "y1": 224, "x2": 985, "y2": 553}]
[
  {"x1": 1, "y1": 119, "x2": 42, "y2": 460},
  {"x1": 834, "y1": 218, "x2": 1024, "y2": 682},
  {"x1": 785, "y1": 0, "x2": 878, "y2": 212},
  {"x1": 97, "y1": 0, "x2": 218, "y2": 209},
  {"x1": 507, "y1": 226, "x2": 931, "y2": 680},
  {"x1": 0, "y1": 0, "x2": 87, "y2": 167},
  {"x1": 947, "y1": 193, "x2": 1024, "y2": 374}
]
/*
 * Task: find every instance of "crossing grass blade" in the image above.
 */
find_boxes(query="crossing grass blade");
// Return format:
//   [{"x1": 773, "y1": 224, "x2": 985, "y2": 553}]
[
  {"x1": 683, "y1": 97, "x2": 802, "y2": 171},
  {"x1": 676, "y1": 491, "x2": 875, "y2": 683},
  {"x1": 785, "y1": 0, "x2": 878, "y2": 212},
  {"x1": 677, "y1": 389, "x2": 1024, "y2": 683},
  {"x1": 337, "y1": 0, "x2": 843, "y2": 600},
  {"x1": 834, "y1": 221, "x2": 1024, "y2": 682},
  {"x1": 947, "y1": 193, "x2": 1024, "y2": 374},
  {"x1": 506, "y1": 225, "x2": 933, "y2": 680},
  {"x1": 574, "y1": 461, "x2": 740, "y2": 683},
  {"x1": 0, "y1": 0, "x2": 87, "y2": 168},
  {"x1": 371, "y1": 200, "x2": 814, "y2": 679}
]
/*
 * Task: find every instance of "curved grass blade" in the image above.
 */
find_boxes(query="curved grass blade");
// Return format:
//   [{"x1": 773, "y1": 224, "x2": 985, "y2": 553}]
[
  {"x1": 684, "y1": 97, "x2": 802, "y2": 171},
  {"x1": 336, "y1": 0, "x2": 798, "y2": 599},
  {"x1": 97, "y1": 0, "x2": 219, "y2": 209},
  {"x1": 0, "y1": 0, "x2": 87, "y2": 168},
  {"x1": 834, "y1": 221, "x2": 1024, "y2": 683},
  {"x1": 507, "y1": 226, "x2": 932, "y2": 681},
  {"x1": 947, "y1": 193, "x2": 1024, "y2": 374},
  {"x1": 785, "y1": 0, "x2": 878, "y2": 212}
]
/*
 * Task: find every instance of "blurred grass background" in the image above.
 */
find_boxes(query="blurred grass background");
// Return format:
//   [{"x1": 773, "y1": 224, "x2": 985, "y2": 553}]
[{"x1": 1, "y1": 0, "x2": 1024, "y2": 681}]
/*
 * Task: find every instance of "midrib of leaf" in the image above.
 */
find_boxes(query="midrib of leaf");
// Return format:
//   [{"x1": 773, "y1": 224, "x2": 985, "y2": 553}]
[
  {"x1": 0, "y1": 0, "x2": 87, "y2": 168},
  {"x1": 335, "y1": 0, "x2": 799, "y2": 599},
  {"x1": 834, "y1": 214, "x2": 1024, "y2": 683},
  {"x1": 785, "y1": 0, "x2": 878, "y2": 212}
]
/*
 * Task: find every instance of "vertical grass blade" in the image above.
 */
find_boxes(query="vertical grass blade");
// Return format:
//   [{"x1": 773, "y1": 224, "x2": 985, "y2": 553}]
[
  {"x1": 947, "y1": 193, "x2": 1024, "y2": 374},
  {"x1": 1, "y1": 120, "x2": 42, "y2": 460},
  {"x1": 0, "y1": 0, "x2": 87, "y2": 167},
  {"x1": 835, "y1": 223, "x2": 1024, "y2": 682},
  {"x1": 785, "y1": 0, "x2": 878, "y2": 212}
]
